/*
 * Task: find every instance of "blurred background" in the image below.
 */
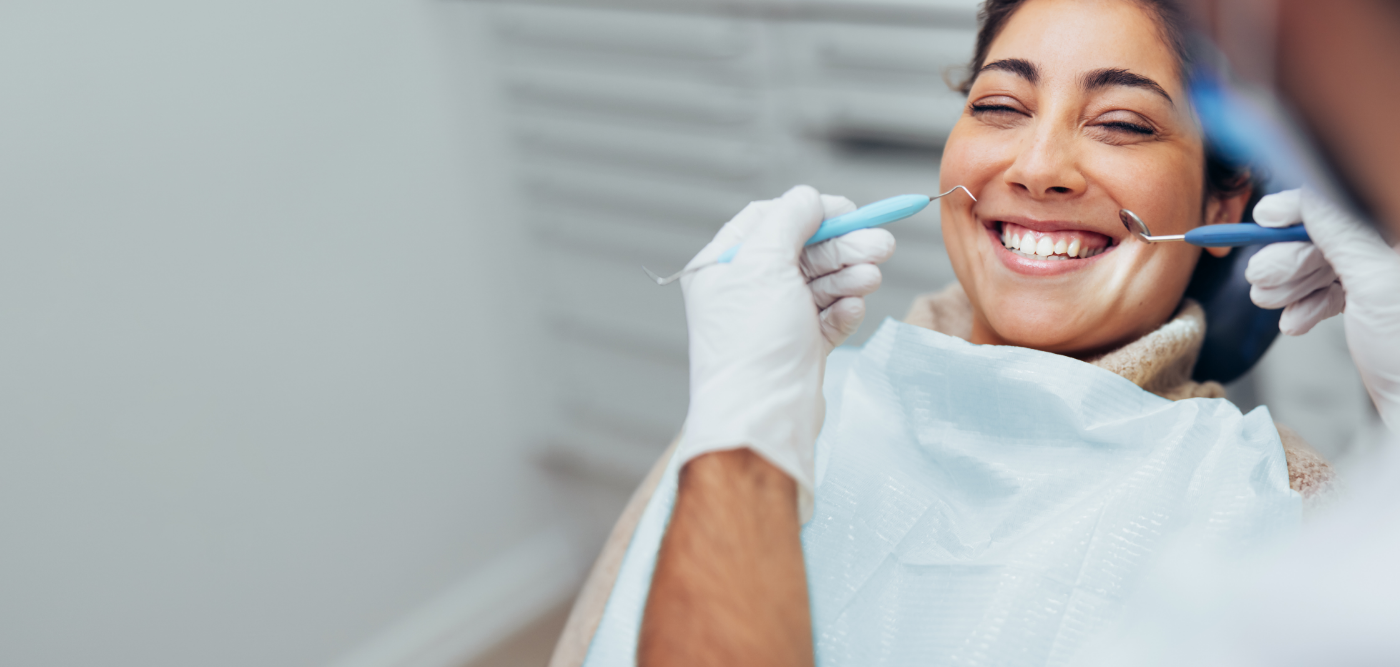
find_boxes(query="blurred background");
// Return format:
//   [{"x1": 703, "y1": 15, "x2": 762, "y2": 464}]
[{"x1": 0, "y1": 1, "x2": 1383, "y2": 666}]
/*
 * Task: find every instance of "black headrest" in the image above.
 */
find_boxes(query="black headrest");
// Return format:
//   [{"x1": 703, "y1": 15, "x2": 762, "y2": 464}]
[{"x1": 1186, "y1": 244, "x2": 1282, "y2": 384}]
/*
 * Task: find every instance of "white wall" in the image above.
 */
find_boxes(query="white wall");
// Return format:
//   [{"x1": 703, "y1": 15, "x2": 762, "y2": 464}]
[{"x1": 0, "y1": 2, "x2": 564, "y2": 666}]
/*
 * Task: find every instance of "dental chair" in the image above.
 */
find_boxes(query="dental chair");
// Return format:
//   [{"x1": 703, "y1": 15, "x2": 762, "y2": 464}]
[{"x1": 1188, "y1": 244, "x2": 1283, "y2": 384}]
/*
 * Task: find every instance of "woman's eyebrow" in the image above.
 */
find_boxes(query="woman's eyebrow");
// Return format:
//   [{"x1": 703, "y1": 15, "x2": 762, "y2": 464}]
[
  {"x1": 979, "y1": 58, "x2": 1040, "y2": 85},
  {"x1": 1082, "y1": 68, "x2": 1173, "y2": 103}
]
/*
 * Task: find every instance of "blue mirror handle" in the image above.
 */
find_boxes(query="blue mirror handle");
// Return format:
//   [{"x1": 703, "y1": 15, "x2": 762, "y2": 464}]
[
  {"x1": 716, "y1": 194, "x2": 931, "y2": 264},
  {"x1": 1184, "y1": 223, "x2": 1310, "y2": 248}
]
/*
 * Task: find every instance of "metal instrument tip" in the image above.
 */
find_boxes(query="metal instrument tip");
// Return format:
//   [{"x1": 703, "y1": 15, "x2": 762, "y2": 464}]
[
  {"x1": 1119, "y1": 209, "x2": 1185, "y2": 244},
  {"x1": 930, "y1": 185, "x2": 976, "y2": 202},
  {"x1": 642, "y1": 266, "x2": 679, "y2": 286}
]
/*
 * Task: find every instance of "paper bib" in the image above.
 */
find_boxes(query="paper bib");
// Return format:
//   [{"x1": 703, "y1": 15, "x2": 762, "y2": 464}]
[{"x1": 584, "y1": 318, "x2": 1300, "y2": 667}]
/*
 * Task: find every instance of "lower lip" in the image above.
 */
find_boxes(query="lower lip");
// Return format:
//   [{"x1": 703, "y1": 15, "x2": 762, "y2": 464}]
[{"x1": 986, "y1": 225, "x2": 1115, "y2": 276}]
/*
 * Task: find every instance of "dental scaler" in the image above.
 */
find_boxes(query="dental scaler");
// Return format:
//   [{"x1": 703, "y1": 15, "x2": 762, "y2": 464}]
[
  {"x1": 1119, "y1": 209, "x2": 1310, "y2": 247},
  {"x1": 644, "y1": 186, "x2": 975, "y2": 286}
]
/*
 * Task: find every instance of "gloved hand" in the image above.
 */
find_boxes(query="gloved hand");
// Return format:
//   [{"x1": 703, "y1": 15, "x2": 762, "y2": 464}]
[
  {"x1": 1247, "y1": 188, "x2": 1400, "y2": 431},
  {"x1": 676, "y1": 185, "x2": 895, "y2": 522}
]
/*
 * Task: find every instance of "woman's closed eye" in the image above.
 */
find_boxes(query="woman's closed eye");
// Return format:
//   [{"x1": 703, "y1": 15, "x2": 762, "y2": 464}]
[
  {"x1": 969, "y1": 98, "x2": 1029, "y2": 127},
  {"x1": 1089, "y1": 111, "x2": 1159, "y2": 143}
]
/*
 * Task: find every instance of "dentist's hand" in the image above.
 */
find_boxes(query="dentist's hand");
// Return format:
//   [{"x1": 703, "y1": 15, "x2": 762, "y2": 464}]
[
  {"x1": 1247, "y1": 188, "x2": 1400, "y2": 431},
  {"x1": 676, "y1": 185, "x2": 895, "y2": 521}
]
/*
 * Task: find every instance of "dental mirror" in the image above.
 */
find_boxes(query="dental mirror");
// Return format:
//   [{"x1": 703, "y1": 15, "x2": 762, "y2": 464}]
[
  {"x1": 1119, "y1": 209, "x2": 1186, "y2": 244},
  {"x1": 1119, "y1": 209, "x2": 1310, "y2": 247}
]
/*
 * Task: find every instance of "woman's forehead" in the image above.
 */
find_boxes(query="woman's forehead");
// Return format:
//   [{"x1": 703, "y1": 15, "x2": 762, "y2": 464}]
[{"x1": 982, "y1": 0, "x2": 1185, "y2": 97}]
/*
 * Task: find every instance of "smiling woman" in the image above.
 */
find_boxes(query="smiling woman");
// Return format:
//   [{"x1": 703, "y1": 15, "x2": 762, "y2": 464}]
[
  {"x1": 939, "y1": 0, "x2": 1248, "y2": 356},
  {"x1": 917, "y1": 0, "x2": 1332, "y2": 497},
  {"x1": 887, "y1": 0, "x2": 1336, "y2": 500},
  {"x1": 552, "y1": 1, "x2": 1337, "y2": 665}
]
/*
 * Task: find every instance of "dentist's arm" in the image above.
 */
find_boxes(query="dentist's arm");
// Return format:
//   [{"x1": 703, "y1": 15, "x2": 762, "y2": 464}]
[
  {"x1": 638, "y1": 186, "x2": 894, "y2": 666},
  {"x1": 640, "y1": 449, "x2": 811, "y2": 667}
]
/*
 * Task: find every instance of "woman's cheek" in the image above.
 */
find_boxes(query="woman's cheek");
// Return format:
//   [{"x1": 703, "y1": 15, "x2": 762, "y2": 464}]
[
  {"x1": 1086, "y1": 144, "x2": 1205, "y2": 235},
  {"x1": 1083, "y1": 146, "x2": 1159, "y2": 204},
  {"x1": 1129, "y1": 245, "x2": 1201, "y2": 330},
  {"x1": 942, "y1": 126, "x2": 1009, "y2": 189},
  {"x1": 939, "y1": 123, "x2": 998, "y2": 275}
]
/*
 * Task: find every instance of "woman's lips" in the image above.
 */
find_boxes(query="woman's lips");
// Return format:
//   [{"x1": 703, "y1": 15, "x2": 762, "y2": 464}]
[{"x1": 985, "y1": 221, "x2": 1118, "y2": 276}]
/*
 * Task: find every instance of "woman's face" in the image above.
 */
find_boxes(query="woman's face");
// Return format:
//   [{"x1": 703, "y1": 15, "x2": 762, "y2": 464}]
[{"x1": 939, "y1": 0, "x2": 1246, "y2": 355}]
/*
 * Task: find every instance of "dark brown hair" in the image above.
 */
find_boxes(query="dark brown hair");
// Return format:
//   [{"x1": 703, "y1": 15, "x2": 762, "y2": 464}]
[{"x1": 954, "y1": 0, "x2": 1257, "y2": 210}]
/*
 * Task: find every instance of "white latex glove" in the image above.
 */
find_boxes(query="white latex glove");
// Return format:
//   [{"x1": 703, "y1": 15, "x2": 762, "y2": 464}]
[
  {"x1": 677, "y1": 185, "x2": 895, "y2": 522},
  {"x1": 1247, "y1": 188, "x2": 1400, "y2": 431}
]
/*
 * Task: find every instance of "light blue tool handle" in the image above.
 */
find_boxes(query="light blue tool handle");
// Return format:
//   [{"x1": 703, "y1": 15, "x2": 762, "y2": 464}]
[
  {"x1": 1184, "y1": 223, "x2": 1310, "y2": 247},
  {"x1": 715, "y1": 193, "x2": 931, "y2": 263}
]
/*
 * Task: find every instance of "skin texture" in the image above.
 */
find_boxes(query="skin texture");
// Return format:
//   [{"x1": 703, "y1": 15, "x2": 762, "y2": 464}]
[
  {"x1": 639, "y1": 450, "x2": 813, "y2": 667},
  {"x1": 940, "y1": 0, "x2": 1250, "y2": 356}
]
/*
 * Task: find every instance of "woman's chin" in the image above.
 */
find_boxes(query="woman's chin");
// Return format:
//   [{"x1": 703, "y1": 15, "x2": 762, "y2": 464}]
[{"x1": 979, "y1": 301, "x2": 1114, "y2": 354}]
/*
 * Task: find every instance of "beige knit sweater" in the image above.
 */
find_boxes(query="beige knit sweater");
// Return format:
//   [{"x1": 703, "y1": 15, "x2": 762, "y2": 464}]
[{"x1": 546, "y1": 287, "x2": 1336, "y2": 667}]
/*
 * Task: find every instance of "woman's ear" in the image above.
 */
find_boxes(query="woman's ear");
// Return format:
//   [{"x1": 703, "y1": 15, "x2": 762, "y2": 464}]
[{"x1": 1202, "y1": 187, "x2": 1252, "y2": 258}]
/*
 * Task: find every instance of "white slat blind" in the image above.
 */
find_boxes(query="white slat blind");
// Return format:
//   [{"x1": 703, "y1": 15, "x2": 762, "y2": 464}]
[{"x1": 482, "y1": 0, "x2": 981, "y2": 487}]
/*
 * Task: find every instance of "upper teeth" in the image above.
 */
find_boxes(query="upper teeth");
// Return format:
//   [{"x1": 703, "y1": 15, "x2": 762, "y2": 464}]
[{"x1": 1003, "y1": 227, "x2": 1103, "y2": 258}]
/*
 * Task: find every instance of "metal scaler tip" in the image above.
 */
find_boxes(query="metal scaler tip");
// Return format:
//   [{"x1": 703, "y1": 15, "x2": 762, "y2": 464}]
[
  {"x1": 932, "y1": 185, "x2": 977, "y2": 202},
  {"x1": 642, "y1": 265, "x2": 681, "y2": 286}
]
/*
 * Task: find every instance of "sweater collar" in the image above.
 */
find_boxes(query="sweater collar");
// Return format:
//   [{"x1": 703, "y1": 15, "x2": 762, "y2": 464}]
[{"x1": 902, "y1": 283, "x2": 1221, "y2": 400}]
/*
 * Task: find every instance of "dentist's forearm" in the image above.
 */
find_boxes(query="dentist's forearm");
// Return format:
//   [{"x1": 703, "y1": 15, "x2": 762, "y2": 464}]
[{"x1": 639, "y1": 449, "x2": 814, "y2": 667}]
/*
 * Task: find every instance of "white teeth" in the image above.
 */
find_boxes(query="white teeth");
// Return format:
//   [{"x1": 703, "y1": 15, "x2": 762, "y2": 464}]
[
  {"x1": 1019, "y1": 234, "x2": 1037, "y2": 254},
  {"x1": 1000, "y1": 225, "x2": 1112, "y2": 260}
]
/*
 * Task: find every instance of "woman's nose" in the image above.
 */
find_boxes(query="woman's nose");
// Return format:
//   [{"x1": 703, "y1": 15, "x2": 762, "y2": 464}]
[{"x1": 1002, "y1": 129, "x2": 1087, "y2": 199}]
